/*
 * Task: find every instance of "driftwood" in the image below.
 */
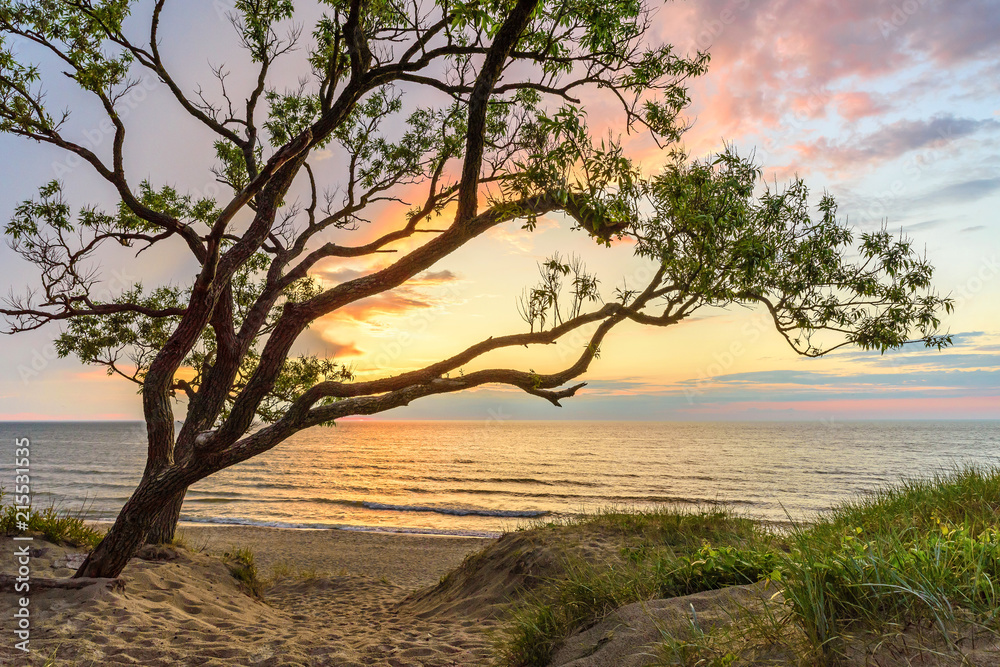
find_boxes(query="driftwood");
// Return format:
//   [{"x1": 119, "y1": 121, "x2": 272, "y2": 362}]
[{"x1": 0, "y1": 574, "x2": 125, "y2": 592}]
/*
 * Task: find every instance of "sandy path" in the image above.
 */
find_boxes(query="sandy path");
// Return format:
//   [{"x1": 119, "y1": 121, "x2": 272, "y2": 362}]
[{"x1": 175, "y1": 524, "x2": 494, "y2": 589}]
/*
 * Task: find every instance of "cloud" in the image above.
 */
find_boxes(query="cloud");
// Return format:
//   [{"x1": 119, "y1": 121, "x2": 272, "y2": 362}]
[
  {"x1": 412, "y1": 270, "x2": 459, "y2": 285},
  {"x1": 294, "y1": 324, "x2": 364, "y2": 359},
  {"x1": 365, "y1": 386, "x2": 1000, "y2": 421},
  {"x1": 732, "y1": 367, "x2": 999, "y2": 385},
  {"x1": 486, "y1": 216, "x2": 559, "y2": 252},
  {"x1": 835, "y1": 92, "x2": 891, "y2": 122},
  {"x1": 321, "y1": 340, "x2": 364, "y2": 358},
  {"x1": 901, "y1": 219, "x2": 949, "y2": 232},
  {"x1": 827, "y1": 333, "x2": 1000, "y2": 372},
  {"x1": 675, "y1": 395, "x2": 1000, "y2": 420},
  {"x1": 335, "y1": 291, "x2": 434, "y2": 323},
  {"x1": 314, "y1": 266, "x2": 458, "y2": 287},
  {"x1": 646, "y1": 1, "x2": 1000, "y2": 160},
  {"x1": 895, "y1": 0, "x2": 1000, "y2": 64},
  {"x1": 914, "y1": 177, "x2": 1000, "y2": 207},
  {"x1": 313, "y1": 268, "x2": 463, "y2": 334},
  {"x1": 792, "y1": 115, "x2": 1000, "y2": 169}
]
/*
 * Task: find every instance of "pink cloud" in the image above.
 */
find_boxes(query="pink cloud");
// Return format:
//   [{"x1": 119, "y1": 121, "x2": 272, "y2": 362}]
[
  {"x1": 0, "y1": 412, "x2": 136, "y2": 420},
  {"x1": 835, "y1": 92, "x2": 890, "y2": 122},
  {"x1": 644, "y1": 0, "x2": 1000, "y2": 157},
  {"x1": 682, "y1": 395, "x2": 1000, "y2": 419}
]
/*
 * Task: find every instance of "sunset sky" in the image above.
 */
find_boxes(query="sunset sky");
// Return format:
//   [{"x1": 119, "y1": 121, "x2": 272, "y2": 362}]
[{"x1": 0, "y1": 0, "x2": 997, "y2": 421}]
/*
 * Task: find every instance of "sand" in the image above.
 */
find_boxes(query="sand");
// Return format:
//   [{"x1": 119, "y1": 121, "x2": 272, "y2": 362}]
[
  {"x1": 0, "y1": 526, "x2": 495, "y2": 666},
  {"x1": 5, "y1": 523, "x2": 993, "y2": 666},
  {"x1": 175, "y1": 524, "x2": 495, "y2": 590}
]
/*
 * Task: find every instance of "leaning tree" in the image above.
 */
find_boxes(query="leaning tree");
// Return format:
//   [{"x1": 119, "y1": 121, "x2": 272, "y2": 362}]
[{"x1": 0, "y1": 0, "x2": 951, "y2": 579}]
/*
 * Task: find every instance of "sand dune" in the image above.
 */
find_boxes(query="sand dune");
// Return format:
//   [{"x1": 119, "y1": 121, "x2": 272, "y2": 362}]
[
  {"x1": 0, "y1": 529, "x2": 495, "y2": 666},
  {"x1": 4, "y1": 523, "x2": 995, "y2": 666}
]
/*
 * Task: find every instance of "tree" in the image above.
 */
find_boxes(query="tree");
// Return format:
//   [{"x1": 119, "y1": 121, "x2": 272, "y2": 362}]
[{"x1": 0, "y1": 0, "x2": 951, "y2": 580}]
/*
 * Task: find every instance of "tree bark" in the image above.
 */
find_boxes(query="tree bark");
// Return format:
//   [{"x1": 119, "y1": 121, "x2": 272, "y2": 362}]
[
  {"x1": 75, "y1": 472, "x2": 185, "y2": 579},
  {"x1": 144, "y1": 486, "x2": 187, "y2": 544}
]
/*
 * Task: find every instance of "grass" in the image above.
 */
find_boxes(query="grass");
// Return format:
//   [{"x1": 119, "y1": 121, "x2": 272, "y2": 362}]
[
  {"x1": 223, "y1": 546, "x2": 265, "y2": 598},
  {"x1": 493, "y1": 466, "x2": 1000, "y2": 666},
  {"x1": 0, "y1": 490, "x2": 104, "y2": 549},
  {"x1": 779, "y1": 466, "x2": 1000, "y2": 662},
  {"x1": 524, "y1": 504, "x2": 765, "y2": 550},
  {"x1": 268, "y1": 560, "x2": 324, "y2": 582},
  {"x1": 493, "y1": 507, "x2": 781, "y2": 666}
]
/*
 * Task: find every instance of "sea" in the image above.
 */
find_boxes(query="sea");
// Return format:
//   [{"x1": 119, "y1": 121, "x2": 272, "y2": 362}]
[{"x1": 1, "y1": 421, "x2": 997, "y2": 537}]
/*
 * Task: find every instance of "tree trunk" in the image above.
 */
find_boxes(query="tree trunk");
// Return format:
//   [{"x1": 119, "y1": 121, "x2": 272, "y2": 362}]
[
  {"x1": 145, "y1": 486, "x2": 188, "y2": 545},
  {"x1": 75, "y1": 473, "x2": 182, "y2": 579}
]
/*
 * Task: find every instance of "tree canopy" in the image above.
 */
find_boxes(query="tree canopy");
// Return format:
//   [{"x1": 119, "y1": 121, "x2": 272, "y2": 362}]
[{"x1": 0, "y1": 0, "x2": 951, "y2": 578}]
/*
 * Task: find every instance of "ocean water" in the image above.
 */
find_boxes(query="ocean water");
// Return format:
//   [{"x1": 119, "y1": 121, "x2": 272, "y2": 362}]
[{"x1": 1, "y1": 421, "x2": 998, "y2": 536}]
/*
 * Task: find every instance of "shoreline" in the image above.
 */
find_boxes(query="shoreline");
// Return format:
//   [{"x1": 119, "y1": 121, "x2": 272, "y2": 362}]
[
  {"x1": 85, "y1": 511, "x2": 801, "y2": 544},
  {"x1": 89, "y1": 517, "x2": 503, "y2": 539}
]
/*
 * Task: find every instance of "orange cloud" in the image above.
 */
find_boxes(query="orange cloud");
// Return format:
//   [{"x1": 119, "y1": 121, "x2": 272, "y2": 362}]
[
  {"x1": 313, "y1": 268, "x2": 463, "y2": 337},
  {"x1": 321, "y1": 340, "x2": 364, "y2": 358}
]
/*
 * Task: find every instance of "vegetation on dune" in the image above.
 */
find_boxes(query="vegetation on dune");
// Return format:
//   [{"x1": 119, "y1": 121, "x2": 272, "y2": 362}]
[
  {"x1": 494, "y1": 507, "x2": 782, "y2": 666},
  {"x1": 223, "y1": 546, "x2": 266, "y2": 599},
  {"x1": 493, "y1": 467, "x2": 1000, "y2": 666},
  {"x1": 780, "y1": 467, "x2": 1000, "y2": 663},
  {"x1": 0, "y1": 491, "x2": 104, "y2": 549}
]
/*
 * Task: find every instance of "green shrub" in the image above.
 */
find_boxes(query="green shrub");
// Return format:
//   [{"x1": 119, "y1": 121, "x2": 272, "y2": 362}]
[{"x1": 0, "y1": 491, "x2": 104, "y2": 549}]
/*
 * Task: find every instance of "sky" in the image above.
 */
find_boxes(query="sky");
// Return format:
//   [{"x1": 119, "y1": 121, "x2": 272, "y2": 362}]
[{"x1": 0, "y1": 0, "x2": 998, "y2": 422}]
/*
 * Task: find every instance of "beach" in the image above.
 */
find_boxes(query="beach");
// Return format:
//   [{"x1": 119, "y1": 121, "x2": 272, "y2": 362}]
[
  {"x1": 1, "y1": 526, "x2": 498, "y2": 666},
  {"x1": 175, "y1": 524, "x2": 495, "y2": 589}
]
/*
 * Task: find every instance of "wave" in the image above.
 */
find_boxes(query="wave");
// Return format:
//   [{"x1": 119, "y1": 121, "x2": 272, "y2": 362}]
[
  {"x1": 334, "y1": 524, "x2": 501, "y2": 538},
  {"x1": 183, "y1": 495, "x2": 548, "y2": 518},
  {"x1": 175, "y1": 516, "x2": 500, "y2": 538},
  {"x1": 394, "y1": 475, "x2": 604, "y2": 487},
  {"x1": 360, "y1": 501, "x2": 548, "y2": 518},
  {"x1": 45, "y1": 480, "x2": 137, "y2": 490},
  {"x1": 178, "y1": 516, "x2": 322, "y2": 529}
]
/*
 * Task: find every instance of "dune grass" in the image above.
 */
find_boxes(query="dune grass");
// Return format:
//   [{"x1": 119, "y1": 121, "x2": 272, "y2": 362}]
[
  {"x1": 0, "y1": 490, "x2": 104, "y2": 549},
  {"x1": 223, "y1": 546, "x2": 266, "y2": 598},
  {"x1": 779, "y1": 466, "x2": 1000, "y2": 661},
  {"x1": 494, "y1": 507, "x2": 782, "y2": 666},
  {"x1": 494, "y1": 466, "x2": 1000, "y2": 666}
]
